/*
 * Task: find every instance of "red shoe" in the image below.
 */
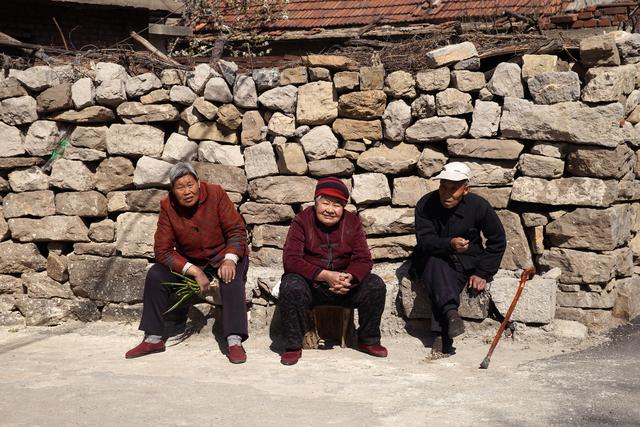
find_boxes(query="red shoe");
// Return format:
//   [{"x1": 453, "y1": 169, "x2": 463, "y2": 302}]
[
  {"x1": 357, "y1": 342, "x2": 388, "y2": 358},
  {"x1": 125, "y1": 340, "x2": 165, "y2": 359},
  {"x1": 280, "y1": 349, "x2": 302, "y2": 366},
  {"x1": 227, "y1": 345, "x2": 247, "y2": 364}
]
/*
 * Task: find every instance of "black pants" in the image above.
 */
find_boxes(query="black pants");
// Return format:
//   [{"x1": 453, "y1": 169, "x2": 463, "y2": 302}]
[
  {"x1": 139, "y1": 257, "x2": 249, "y2": 340},
  {"x1": 420, "y1": 256, "x2": 469, "y2": 333},
  {"x1": 278, "y1": 273, "x2": 386, "y2": 350}
]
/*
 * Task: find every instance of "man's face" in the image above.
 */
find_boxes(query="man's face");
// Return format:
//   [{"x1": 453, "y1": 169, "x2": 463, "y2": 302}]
[
  {"x1": 438, "y1": 179, "x2": 469, "y2": 209},
  {"x1": 172, "y1": 174, "x2": 200, "y2": 208},
  {"x1": 315, "y1": 196, "x2": 345, "y2": 226}
]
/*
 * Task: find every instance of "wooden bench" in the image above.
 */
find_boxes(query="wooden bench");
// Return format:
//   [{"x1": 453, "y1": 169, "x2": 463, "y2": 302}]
[{"x1": 303, "y1": 306, "x2": 355, "y2": 349}]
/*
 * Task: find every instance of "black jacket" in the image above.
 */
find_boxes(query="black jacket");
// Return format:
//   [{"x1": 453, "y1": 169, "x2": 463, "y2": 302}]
[{"x1": 413, "y1": 191, "x2": 506, "y2": 280}]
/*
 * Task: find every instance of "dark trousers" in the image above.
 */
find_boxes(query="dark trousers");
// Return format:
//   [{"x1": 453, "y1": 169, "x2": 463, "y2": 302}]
[
  {"x1": 420, "y1": 256, "x2": 469, "y2": 333},
  {"x1": 278, "y1": 273, "x2": 386, "y2": 350},
  {"x1": 139, "y1": 257, "x2": 249, "y2": 340}
]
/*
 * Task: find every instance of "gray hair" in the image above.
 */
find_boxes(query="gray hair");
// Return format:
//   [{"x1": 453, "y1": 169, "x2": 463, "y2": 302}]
[{"x1": 169, "y1": 162, "x2": 199, "y2": 187}]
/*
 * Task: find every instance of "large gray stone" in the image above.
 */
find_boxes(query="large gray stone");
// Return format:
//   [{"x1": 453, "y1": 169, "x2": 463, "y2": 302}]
[
  {"x1": 384, "y1": 71, "x2": 416, "y2": 99},
  {"x1": 368, "y1": 235, "x2": 415, "y2": 260},
  {"x1": 258, "y1": 85, "x2": 297, "y2": 114},
  {"x1": 24, "y1": 120, "x2": 65, "y2": 156},
  {"x1": 518, "y1": 154, "x2": 564, "y2": 178},
  {"x1": 36, "y1": 83, "x2": 73, "y2": 114},
  {"x1": 187, "y1": 64, "x2": 219, "y2": 95},
  {"x1": 94, "y1": 62, "x2": 128, "y2": 85},
  {"x1": 106, "y1": 124, "x2": 164, "y2": 157},
  {"x1": 49, "y1": 159, "x2": 95, "y2": 191},
  {"x1": 405, "y1": 117, "x2": 468, "y2": 143},
  {"x1": 169, "y1": 85, "x2": 196, "y2": 105},
  {"x1": 425, "y1": 42, "x2": 478, "y2": 67},
  {"x1": 468, "y1": 100, "x2": 501, "y2": 138},
  {"x1": 487, "y1": 63, "x2": 524, "y2": 98},
  {"x1": 566, "y1": 144, "x2": 634, "y2": 179},
  {"x1": 193, "y1": 163, "x2": 247, "y2": 194},
  {"x1": 411, "y1": 95, "x2": 436, "y2": 119},
  {"x1": 307, "y1": 159, "x2": 354, "y2": 177},
  {"x1": 500, "y1": 98, "x2": 628, "y2": 147},
  {"x1": 0, "y1": 241, "x2": 46, "y2": 273},
  {"x1": 490, "y1": 276, "x2": 556, "y2": 324},
  {"x1": 252, "y1": 224, "x2": 289, "y2": 248},
  {"x1": 244, "y1": 141, "x2": 279, "y2": 180},
  {"x1": 447, "y1": 138, "x2": 523, "y2": 160},
  {"x1": 457, "y1": 160, "x2": 517, "y2": 186},
  {"x1": 71, "y1": 77, "x2": 95, "y2": 109},
  {"x1": 274, "y1": 143, "x2": 308, "y2": 175},
  {"x1": 22, "y1": 271, "x2": 73, "y2": 299},
  {"x1": 8, "y1": 167, "x2": 48, "y2": 192},
  {"x1": 248, "y1": 176, "x2": 316, "y2": 204},
  {"x1": 252, "y1": 68, "x2": 280, "y2": 91},
  {"x1": 95, "y1": 79, "x2": 127, "y2": 107},
  {"x1": 546, "y1": 205, "x2": 631, "y2": 251},
  {"x1": 0, "y1": 274, "x2": 23, "y2": 294},
  {"x1": 68, "y1": 255, "x2": 148, "y2": 303},
  {"x1": 116, "y1": 102, "x2": 179, "y2": 124},
  {"x1": 338, "y1": 90, "x2": 386, "y2": 120},
  {"x1": 12, "y1": 65, "x2": 61, "y2": 91},
  {"x1": 416, "y1": 68, "x2": 450, "y2": 92},
  {"x1": 538, "y1": 247, "x2": 631, "y2": 284},
  {"x1": 359, "y1": 207, "x2": 414, "y2": 235},
  {"x1": 332, "y1": 119, "x2": 382, "y2": 142},
  {"x1": 188, "y1": 122, "x2": 237, "y2": 144},
  {"x1": 8, "y1": 216, "x2": 89, "y2": 242},
  {"x1": 511, "y1": 177, "x2": 617, "y2": 207},
  {"x1": 356, "y1": 143, "x2": 420, "y2": 174},
  {"x1": 133, "y1": 156, "x2": 174, "y2": 188},
  {"x1": 3, "y1": 190, "x2": 55, "y2": 218},
  {"x1": 55, "y1": 191, "x2": 108, "y2": 217},
  {"x1": 233, "y1": 75, "x2": 258, "y2": 109},
  {"x1": 436, "y1": 88, "x2": 473, "y2": 116},
  {"x1": 382, "y1": 100, "x2": 411, "y2": 142},
  {"x1": 14, "y1": 297, "x2": 99, "y2": 326},
  {"x1": 95, "y1": 157, "x2": 134, "y2": 193},
  {"x1": 0, "y1": 77, "x2": 27, "y2": 100},
  {"x1": 106, "y1": 189, "x2": 167, "y2": 213},
  {"x1": 392, "y1": 177, "x2": 438, "y2": 207},
  {"x1": 580, "y1": 34, "x2": 621, "y2": 67},
  {"x1": 300, "y1": 125, "x2": 338, "y2": 160},
  {"x1": 496, "y1": 210, "x2": 533, "y2": 270},
  {"x1": 239, "y1": 202, "x2": 295, "y2": 224},
  {"x1": 116, "y1": 212, "x2": 158, "y2": 258},
  {"x1": 296, "y1": 81, "x2": 338, "y2": 125},
  {"x1": 582, "y1": 65, "x2": 636, "y2": 103},
  {"x1": 417, "y1": 147, "x2": 448, "y2": 178},
  {"x1": 527, "y1": 72, "x2": 581, "y2": 104},
  {"x1": 0, "y1": 122, "x2": 25, "y2": 157},
  {"x1": 198, "y1": 141, "x2": 244, "y2": 167},
  {"x1": 352, "y1": 173, "x2": 390, "y2": 205},
  {"x1": 161, "y1": 133, "x2": 198, "y2": 163}
]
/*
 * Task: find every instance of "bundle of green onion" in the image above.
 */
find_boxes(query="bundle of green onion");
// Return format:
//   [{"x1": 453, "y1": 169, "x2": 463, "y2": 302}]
[{"x1": 162, "y1": 272, "x2": 201, "y2": 314}]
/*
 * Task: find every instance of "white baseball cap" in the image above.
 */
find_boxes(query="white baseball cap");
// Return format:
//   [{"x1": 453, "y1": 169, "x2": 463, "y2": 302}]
[{"x1": 433, "y1": 162, "x2": 471, "y2": 181}]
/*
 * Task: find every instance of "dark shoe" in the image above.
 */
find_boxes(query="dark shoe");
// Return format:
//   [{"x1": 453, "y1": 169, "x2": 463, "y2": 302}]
[
  {"x1": 227, "y1": 345, "x2": 247, "y2": 364},
  {"x1": 280, "y1": 348, "x2": 302, "y2": 365},
  {"x1": 357, "y1": 342, "x2": 388, "y2": 358},
  {"x1": 430, "y1": 335, "x2": 455, "y2": 358},
  {"x1": 446, "y1": 310, "x2": 465, "y2": 338},
  {"x1": 125, "y1": 340, "x2": 165, "y2": 359}
]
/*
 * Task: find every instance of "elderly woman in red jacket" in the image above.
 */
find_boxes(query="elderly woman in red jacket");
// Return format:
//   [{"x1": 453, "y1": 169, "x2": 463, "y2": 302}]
[
  {"x1": 125, "y1": 162, "x2": 249, "y2": 364},
  {"x1": 278, "y1": 177, "x2": 387, "y2": 365}
]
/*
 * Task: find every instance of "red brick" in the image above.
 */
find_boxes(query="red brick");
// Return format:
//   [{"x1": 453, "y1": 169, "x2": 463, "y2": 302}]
[
  {"x1": 578, "y1": 11, "x2": 593, "y2": 19},
  {"x1": 571, "y1": 20, "x2": 585, "y2": 29},
  {"x1": 613, "y1": 14, "x2": 629, "y2": 22},
  {"x1": 582, "y1": 19, "x2": 598, "y2": 28},
  {"x1": 586, "y1": 6, "x2": 597, "y2": 12},
  {"x1": 602, "y1": 7, "x2": 628, "y2": 15},
  {"x1": 597, "y1": 18, "x2": 612, "y2": 27},
  {"x1": 594, "y1": 9, "x2": 603, "y2": 17},
  {"x1": 550, "y1": 14, "x2": 578, "y2": 24}
]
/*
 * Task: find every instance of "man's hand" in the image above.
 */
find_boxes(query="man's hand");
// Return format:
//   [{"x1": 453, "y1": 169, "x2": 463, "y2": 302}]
[
  {"x1": 186, "y1": 265, "x2": 210, "y2": 294},
  {"x1": 450, "y1": 237, "x2": 469, "y2": 253},
  {"x1": 468, "y1": 275, "x2": 487, "y2": 291},
  {"x1": 316, "y1": 270, "x2": 351, "y2": 294},
  {"x1": 218, "y1": 259, "x2": 236, "y2": 284}
]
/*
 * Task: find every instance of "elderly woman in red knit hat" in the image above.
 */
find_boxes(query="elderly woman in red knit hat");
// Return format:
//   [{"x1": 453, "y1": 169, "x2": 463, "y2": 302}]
[{"x1": 278, "y1": 177, "x2": 387, "y2": 365}]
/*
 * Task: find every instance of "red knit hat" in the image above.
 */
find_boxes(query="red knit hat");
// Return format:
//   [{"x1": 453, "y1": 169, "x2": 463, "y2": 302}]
[{"x1": 315, "y1": 177, "x2": 349, "y2": 203}]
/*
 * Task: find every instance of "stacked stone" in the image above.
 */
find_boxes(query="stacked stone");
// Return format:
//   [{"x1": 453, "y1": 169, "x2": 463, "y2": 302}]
[{"x1": 1, "y1": 33, "x2": 639, "y2": 332}]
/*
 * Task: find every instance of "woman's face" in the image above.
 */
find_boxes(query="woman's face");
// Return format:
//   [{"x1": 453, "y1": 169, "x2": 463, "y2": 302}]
[
  {"x1": 315, "y1": 196, "x2": 345, "y2": 226},
  {"x1": 172, "y1": 174, "x2": 200, "y2": 208}
]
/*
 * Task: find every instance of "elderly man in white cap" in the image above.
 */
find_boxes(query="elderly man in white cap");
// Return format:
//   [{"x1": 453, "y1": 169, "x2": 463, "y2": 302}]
[{"x1": 413, "y1": 162, "x2": 506, "y2": 356}]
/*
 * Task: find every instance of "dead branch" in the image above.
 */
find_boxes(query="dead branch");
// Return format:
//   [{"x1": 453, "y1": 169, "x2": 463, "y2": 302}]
[
  {"x1": 52, "y1": 17, "x2": 69, "y2": 50},
  {"x1": 129, "y1": 31, "x2": 181, "y2": 66}
]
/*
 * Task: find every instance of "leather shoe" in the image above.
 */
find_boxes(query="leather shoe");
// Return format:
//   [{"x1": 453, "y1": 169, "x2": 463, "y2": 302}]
[
  {"x1": 446, "y1": 310, "x2": 465, "y2": 338},
  {"x1": 357, "y1": 342, "x2": 388, "y2": 358},
  {"x1": 431, "y1": 335, "x2": 455, "y2": 357},
  {"x1": 280, "y1": 348, "x2": 302, "y2": 365},
  {"x1": 125, "y1": 340, "x2": 165, "y2": 359},
  {"x1": 227, "y1": 345, "x2": 247, "y2": 364}
]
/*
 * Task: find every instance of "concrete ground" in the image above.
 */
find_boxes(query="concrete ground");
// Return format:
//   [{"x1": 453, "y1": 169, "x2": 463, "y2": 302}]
[{"x1": 0, "y1": 318, "x2": 638, "y2": 427}]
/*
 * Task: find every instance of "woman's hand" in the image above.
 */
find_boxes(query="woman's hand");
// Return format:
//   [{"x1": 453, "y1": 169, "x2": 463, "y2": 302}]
[
  {"x1": 316, "y1": 270, "x2": 351, "y2": 294},
  {"x1": 186, "y1": 265, "x2": 210, "y2": 293},
  {"x1": 218, "y1": 259, "x2": 236, "y2": 284}
]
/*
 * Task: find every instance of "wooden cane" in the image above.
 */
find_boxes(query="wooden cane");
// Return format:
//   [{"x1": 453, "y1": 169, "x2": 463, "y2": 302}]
[{"x1": 479, "y1": 266, "x2": 535, "y2": 369}]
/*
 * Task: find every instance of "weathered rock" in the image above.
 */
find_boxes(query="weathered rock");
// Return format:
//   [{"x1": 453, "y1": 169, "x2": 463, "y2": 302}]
[
  {"x1": 193, "y1": 163, "x2": 247, "y2": 193},
  {"x1": 0, "y1": 241, "x2": 46, "y2": 273},
  {"x1": 522, "y1": 212, "x2": 548, "y2": 227},
  {"x1": 95, "y1": 157, "x2": 134, "y2": 193},
  {"x1": 338, "y1": 90, "x2": 386, "y2": 119},
  {"x1": 68, "y1": 255, "x2": 148, "y2": 302},
  {"x1": 405, "y1": 117, "x2": 468, "y2": 143},
  {"x1": 274, "y1": 143, "x2": 308, "y2": 175},
  {"x1": 296, "y1": 81, "x2": 338, "y2": 125},
  {"x1": 280, "y1": 67, "x2": 308, "y2": 86},
  {"x1": 300, "y1": 125, "x2": 338, "y2": 160},
  {"x1": 0, "y1": 274, "x2": 23, "y2": 294},
  {"x1": 3, "y1": 190, "x2": 55, "y2": 218},
  {"x1": 198, "y1": 140, "x2": 243, "y2": 167},
  {"x1": 216, "y1": 104, "x2": 242, "y2": 131},
  {"x1": 566, "y1": 144, "x2": 634, "y2": 179},
  {"x1": 546, "y1": 205, "x2": 631, "y2": 251},
  {"x1": 487, "y1": 63, "x2": 524, "y2": 98},
  {"x1": 521, "y1": 54, "x2": 558, "y2": 79},
  {"x1": 357, "y1": 143, "x2": 420, "y2": 174},
  {"x1": 447, "y1": 138, "x2": 523, "y2": 160},
  {"x1": 115, "y1": 212, "x2": 158, "y2": 258},
  {"x1": 204, "y1": 77, "x2": 232, "y2": 103},
  {"x1": 14, "y1": 297, "x2": 99, "y2": 326},
  {"x1": 0, "y1": 157, "x2": 43, "y2": 170},
  {"x1": 239, "y1": 202, "x2": 295, "y2": 224},
  {"x1": 490, "y1": 276, "x2": 556, "y2": 323},
  {"x1": 454, "y1": 159, "x2": 517, "y2": 186},
  {"x1": 384, "y1": 71, "x2": 415, "y2": 99},
  {"x1": 55, "y1": 191, "x2": 107, "y2": 217},
  {"x1": 332, "y1": 118, "x2": 382, "y2": 142},
  {"x1": 411, "y1": 94, "x2": 436, "y2": 119},
  {"x1": 12, "y1": 65, "x2": 61, "y2": 91},
  {"x1": 539, "y1": 247, "x2": 631, "y2": 284},
  {"x1": 24, "y1": 120, "x2": 65, "y2": 156},
  {"x1": 582, "y1": 65, "x2": 636, "y2": 102},
  {"x1": 48, "y1": 106, "x2": 115, "y2": 124},
  {"x1": 500, "y1": 98, "x2": 628, "y2": 147},
  {"x1": 243, "y1": 141, "x2": 279, "y2": 180},
  {"x1": 133, "y1": 156, "x2": 173, "y2": 188},
  {"x1": 116, "y1": 102, "x2": 179, "y2": 124},
  {"x1": 94, "y1": 62, "x2": 127, "y2": 85},
  {"x1": 368, "y1": 235, "x2": 416, "y2": 260},
  {"x1": 36, "y1": 83, "x2": 73, "y2": 114},
  {"x1": 106, "y1": 124, "x2": 164, "y2": 157},
  {"x1": 425, "y1": 42, "x2": 478, "y2": 67},
  {"x1": 612, "y1": 276, "x2": 640, "y2": 320},
  {"x1": 557, "y1": 288, "x2": 617, "y2": 309},
  {"x1": 267, "y1": 112, "x2": 296, "y2": 137},
  {"x1": 359, "y1": 66, "x2": 385, "y2": 90},
  {"x1": 303, "y1": 55, "x2": 359, "y2": 71},
  {"x1": 188, "y1": 122, "x2": 237, "y2": 144},
  {"x1": 333, "y1": 71, "x2": 359, "y2": 93},
  {"x1": 217, "y1": 59, "x2": 238, "y2": 86},
  {"x1": 0, "y1": 95, "x2": 38, "y2": 126},
  {"x1": 169, "y1": 85, "x2": 197, "y2": 105},
  {"x1": 258, "y1": 85, "x2": 297, "y2": 114},
  {"x1": 161, "y1": 133, "x2": 198, "y2": 163},
  {"x1": 140, "y1": 89, "x2": 170, "y2": 104},
  {"x1": 75, "y1": 241, "x2": 117, "y2": 256},
  {"x1": 359, "y1": 207, "x2": 414, "y2": 235},
  {"x1": 187, "y1": 64, "x2": 219, "y2": 95},
  {"x1": 22, "y1": 271, "x2": 73, "y2": 299},
  {"x1": 496, "y1": 210, "x2": 533, "y2": 270},
  {"x1": 527, "y1": 71, "x2": 581, "y2": 104},
  {"x1": 9, "y1": 215, "x2": 89, "y2": 242},
  {"x1": 47, "y1": 253, "x2": 68, "y2": 283},
  {"x1": 8, "y1": 167, "x2": 48, "y2": 192},
  {"x1": 0, "y1": 77, "x2": 27, "y2": 100},
  {"x1": 392, "y1": 176, "x2": 438, "y2": 207},
  {"x1": 248, "y1": 176, "x2": 316, "y2": 204},
  {"x1": 49, "y1": 159, "x2": 95, "y2": 191},
  {"x1": 240, "y1": 110, "x2": 266, "y2": 146},
  {"x1": 415, "y1": 68, "x2": 449, "y2": 93},
  {"x1": 450, "y1": 70, "x2": 485, "y2": 92},
  {"x1": 179, "y1": 105, "x2": 204, "y2": 126},
  {"x1": 250, "y1": 246, "x2": 283, "y2": 268},
  {"x1": 519, "y1": 154, "x2": 564, "y2": 178},
  {"x1": 417, "y1": 147, "x2": 448, "y2": 177},
  {"x1": 62, "y1": 146, "x2": 106, "y2": 162},
  {"x1": 471, "y1": 187, "x2": 511, "y2": 209},
  {"x1": 307, "y1": 158, "x2": 354, "y2": 177},
  {"x1": 252, "y1": 224, "x2": 289, "y2": 248},
  {"x1": 511, "y1": 177, "x2": 617, "y2": 207},
  {"x1": 530, "y1": 142, "x2": 569, "y2": 158},
  {"x1": 0, "y1": 122, "x2": 25, "y2": 157},
  {"x1": 106, "y1": 189, "x2": 167, "y2": 213},
  {"x1": 252, "y1": 68, "x2": 280, "y2": 91},
  {"x1": 95, "y1": 79, "x2": 127, "y2": 107},
  {"x1": 192, "y1": 97, "x2": 218, "y2": 120},
  {"x1": 351, "y1": 173, "x2": 390, "y2": 205},
  {"x1": 309, "y1": 67, "x2": 331, "y2": 82},
  {"x1": 580, "y1": 34, "x2": 620, "y2": 67},
  {"x1": 381, "y1": 100, "x2": 411, "y2": 141},
  {"x1": 101, "y1": 303, "x2": 144, "y2": 322},
  {"x1": 89, "y1": 219, "x2": 115, "y2": 242},
  {"x1": 233, "y1": 75, "x2": 258, "y2": 109}
]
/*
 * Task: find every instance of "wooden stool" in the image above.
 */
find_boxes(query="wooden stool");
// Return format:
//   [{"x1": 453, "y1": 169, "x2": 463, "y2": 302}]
[{"x1": 303, "y1": 306, "x2": 355, "y2": 349}]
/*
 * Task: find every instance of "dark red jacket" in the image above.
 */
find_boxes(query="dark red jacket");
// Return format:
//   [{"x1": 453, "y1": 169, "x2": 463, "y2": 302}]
[
  {"x1": 154, "y1": 182, "x2": 248, "y2": 272},
  {"x1": 282, "y1": 207, "x2": 373, "y2": 285}
]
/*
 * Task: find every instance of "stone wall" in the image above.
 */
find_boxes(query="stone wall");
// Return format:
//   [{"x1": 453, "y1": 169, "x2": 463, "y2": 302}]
[{"x1": 2, "y1": 31, "x2": 640, "y2": 333}]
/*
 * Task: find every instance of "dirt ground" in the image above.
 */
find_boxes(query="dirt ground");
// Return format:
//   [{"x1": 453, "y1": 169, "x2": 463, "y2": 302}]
[{"x1": 1, "y1": 320, "x2": 638, "y2": 427}]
